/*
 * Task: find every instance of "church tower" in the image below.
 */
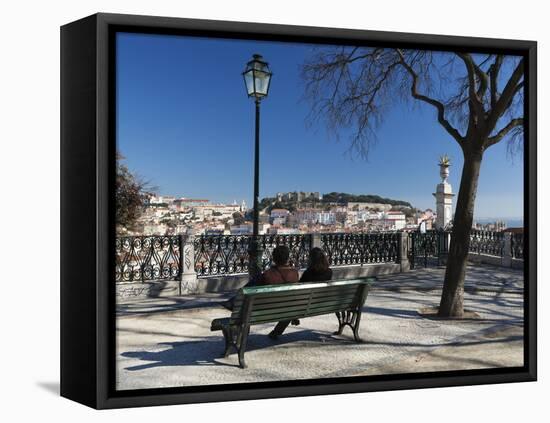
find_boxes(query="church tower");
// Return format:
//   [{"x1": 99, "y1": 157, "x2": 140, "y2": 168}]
[{"x1": 433, "y1": 155, "x2": 454, "y2": 230}]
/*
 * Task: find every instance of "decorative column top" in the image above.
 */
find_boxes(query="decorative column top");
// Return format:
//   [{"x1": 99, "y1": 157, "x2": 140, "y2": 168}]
[{"x1": 438, "y1": 154, "x2": 451, "y2": 184}]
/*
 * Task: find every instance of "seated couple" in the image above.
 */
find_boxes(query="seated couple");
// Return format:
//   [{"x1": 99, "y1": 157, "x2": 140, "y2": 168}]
[{"x1": 256, "y1": 245, "x2": 333, "y2": 339}]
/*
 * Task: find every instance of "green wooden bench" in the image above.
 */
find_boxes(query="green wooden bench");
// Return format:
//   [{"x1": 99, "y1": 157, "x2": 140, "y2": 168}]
[{"x1": 211, "y1": 277, "x2": 373, "y2": 368}]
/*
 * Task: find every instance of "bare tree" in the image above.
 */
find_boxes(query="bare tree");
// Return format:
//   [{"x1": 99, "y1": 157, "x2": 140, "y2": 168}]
[
  {"x1": 116, "y1": 153, "x2": 152, "y2": 234},
  {"x1": 302, "y1": 47, "x2": 524, "y2": 317}
]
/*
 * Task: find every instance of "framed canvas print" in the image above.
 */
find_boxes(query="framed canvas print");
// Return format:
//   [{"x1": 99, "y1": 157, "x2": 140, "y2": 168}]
[{"x1": 60, "y1": 13, "x2": 537, "y2": 409}]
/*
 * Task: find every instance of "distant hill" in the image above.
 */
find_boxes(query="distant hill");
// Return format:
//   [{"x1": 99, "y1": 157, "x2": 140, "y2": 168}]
[
  {"x1": 321, "y1": 192, "x2": 413, "y2": 208},
  {"x1": 259, "y1": 192, "x2": 413, "y2": 213}
]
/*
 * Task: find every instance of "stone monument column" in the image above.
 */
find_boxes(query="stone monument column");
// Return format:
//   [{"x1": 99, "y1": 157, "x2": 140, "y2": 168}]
[
  {"x1": 179, "y1": 229, "x2": 199, "y2": 294},
  {"x1": 433, "y1": 156, "x2": 455, "y2": 230}
]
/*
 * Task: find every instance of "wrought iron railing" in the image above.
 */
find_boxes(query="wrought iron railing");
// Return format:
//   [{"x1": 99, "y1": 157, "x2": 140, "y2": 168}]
[
  {"x1": 115, "y1": 229, "x2": 524, "y2": 282},
  {"x1": 193, "y1": 234, "x2": 312, "y2": 277},
  {"x1": 511, "y1": 233, "x2": 524, "y2": 259},
  {"x1": 408, "y1": 229, "x2": 526, "y2": 268},
  {"x1": 320, "y1": 232, "x2": 399, "y2": 266},
  {"x1": 469, "y1": 230, "x2": 504, "y2": 257},
  {"x1": 407, "y1": 230, "x2": 449, "y2": 269},
  {"x1": 115, "y1": 236, "x2": 181, "y2": 282}
]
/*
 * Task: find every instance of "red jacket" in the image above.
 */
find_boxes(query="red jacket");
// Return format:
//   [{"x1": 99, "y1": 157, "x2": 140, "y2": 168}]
[{"x1": 258, "y1": 266, "x2": 299, "y2": 285}]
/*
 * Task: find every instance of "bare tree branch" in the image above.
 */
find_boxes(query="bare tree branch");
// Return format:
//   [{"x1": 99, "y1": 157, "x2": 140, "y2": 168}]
[
  {"x1": 456, "y1": 53, "x2": 486, "y2": 121},
  {"x1": 489, "y1": 55, "x2": 504, "y2": 109},
  {"x1": 486, "y1": 118, "x2": 523, "y2": 148},
  {"x1": 301, "y1": 47, "x2": 523, "y2": 158},
  {"x1": 396, "y1": 49, "x2": 464, "y2": 144},
  {"x1": 486, "y1": 58, "x2": 524, "y2": 133}
]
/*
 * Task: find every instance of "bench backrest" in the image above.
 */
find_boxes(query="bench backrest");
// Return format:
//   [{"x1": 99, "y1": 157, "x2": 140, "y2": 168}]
[{"x1": 229, "y1": 278, "x2": 373, "y2": 326}]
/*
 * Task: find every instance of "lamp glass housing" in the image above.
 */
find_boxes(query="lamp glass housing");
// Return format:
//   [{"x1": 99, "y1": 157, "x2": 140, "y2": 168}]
[{"x1": 243, "y1": 54, "x2": 272, "y2": 99}]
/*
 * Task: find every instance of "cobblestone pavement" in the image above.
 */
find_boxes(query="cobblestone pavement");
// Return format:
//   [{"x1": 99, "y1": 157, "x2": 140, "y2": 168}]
[{"x1": 116, "y1": 265, "x2": 523, "y2": 390}]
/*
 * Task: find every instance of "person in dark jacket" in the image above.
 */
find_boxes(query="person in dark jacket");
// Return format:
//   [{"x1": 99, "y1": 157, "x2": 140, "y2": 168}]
[
  {"x1": 300, "y1": 247, "x2": 333, "y2": 283},
  {"x1": 268, "y1": 247, "x2": 333, "y2": 339}
]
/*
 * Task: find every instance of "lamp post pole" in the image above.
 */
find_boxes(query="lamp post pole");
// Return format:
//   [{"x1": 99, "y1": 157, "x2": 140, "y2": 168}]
[
  {"x1": 242, "y1": 54, "x2": 272, "y2": 280},
  {"x1": 249, "y1": 99, "x2": 263, "y2": 278},
  {"x1": 253, "y1": 99, "x2": 261, "y2": 238}
]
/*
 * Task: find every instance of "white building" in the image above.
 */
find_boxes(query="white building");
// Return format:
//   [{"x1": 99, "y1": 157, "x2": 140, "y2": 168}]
[
  {"x1": 268, "y1": 227, "x2": 301, "y2": 235},
  {"x1": 295, "y1": 208, "x2": 336, "y2": 225},
  {"x1": 318, "y1": 211, "x2": 336, "y2": 225},
  {"x1": 271, "y1": 208, "x2": 290, "y2": 218},
  {"x1": 230, "y1": 223, "x2": 269, "y2": 235},
  {"x1": 382, "y1": 211, "x2": 407, "y2": 230}
]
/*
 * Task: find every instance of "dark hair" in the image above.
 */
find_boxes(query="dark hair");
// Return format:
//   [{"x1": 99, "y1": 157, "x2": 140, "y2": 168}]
[
  {"x1": 308, "y1": 247, "x2": 330, "y2": 272},
  {"x1": 272, "y1": 245, "x2": 290, "y2": 266}
]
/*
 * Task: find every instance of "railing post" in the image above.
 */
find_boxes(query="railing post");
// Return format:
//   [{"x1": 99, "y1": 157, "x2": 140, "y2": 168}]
[
  {"x1": 311, "y1": 233, "x2": 322, "y2": 250},
  {"x1": 502, "y1": 232, "x2": 512, "y2": 268},
  {"x1": 438, "y1": 230, "x2": 450, "y2": 266},
  {"x1": 399, "y1": 232, "x2": 410, "y2": 272},
  {"x1": 179, "y1": 231, "x2": 198, "y2": 294}
]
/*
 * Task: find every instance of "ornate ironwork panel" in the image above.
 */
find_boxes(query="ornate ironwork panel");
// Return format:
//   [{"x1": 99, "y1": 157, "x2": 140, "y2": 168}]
[
  {"x1": 259, "y1": 234, "x2": 312, "y2": 271},
  {"x1": 321, "y1": 233, "x2": 399, "y2": 266},
  {"x1": 511, "y1": 233, "x2": 524, "y2": 259},
  {"x1": 194, "y1": 235, "x2": 250, "y2": 277},
  {"x1": 193, "y1": 234, "x2": 312, "y2": 277},
  {"x1": 469, "y1": 230, "x2": 504, "y2": 257},
  {"x1": 115, "y1": 236, "x2": 181, "y2": 282}
]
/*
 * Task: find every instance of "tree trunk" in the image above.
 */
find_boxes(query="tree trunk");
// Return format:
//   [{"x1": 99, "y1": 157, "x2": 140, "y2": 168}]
[{"x1": 438, "y1": 146, "x2": 483, "y2": 317}]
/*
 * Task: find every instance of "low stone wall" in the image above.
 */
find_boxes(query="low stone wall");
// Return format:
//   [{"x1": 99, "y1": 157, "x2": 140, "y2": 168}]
[
  {"x1": 467, "y1": 253, "x2": 504, "y2": 267},
  {"x1": 116, "y1": 280, "x2": 180, "y2": 303},
  {"x1": 467, "y1": 253, "x2": 524, "y2": 270}
]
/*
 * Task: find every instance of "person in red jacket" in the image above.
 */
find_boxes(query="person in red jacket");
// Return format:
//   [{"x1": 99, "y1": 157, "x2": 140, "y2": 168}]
[
  {"x1": 255, "y1": 245, "x2": 300, "y2": 339},
  {"x1": 257, "y1": 245, "x2": 300, "y2": 286}
]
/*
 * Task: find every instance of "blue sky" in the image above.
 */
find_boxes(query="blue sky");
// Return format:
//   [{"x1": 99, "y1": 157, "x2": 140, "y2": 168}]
[{"x1": 116, "y1": 33, "x2": 524, "y2": 219}]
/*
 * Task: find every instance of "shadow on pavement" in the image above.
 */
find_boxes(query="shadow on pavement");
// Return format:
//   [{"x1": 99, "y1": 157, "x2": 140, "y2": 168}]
[
  {"x1": 121, "y1": 319, "x2": 522, "y2": 372},
  {"x1": 122, "y1": 328, "x2": 356, "y2": 370}
]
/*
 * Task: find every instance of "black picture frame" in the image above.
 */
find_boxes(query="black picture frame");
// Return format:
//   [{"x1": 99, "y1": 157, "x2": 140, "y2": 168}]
[{"x1": 60, "y1": 12, "x2": 537, "y2": 409}]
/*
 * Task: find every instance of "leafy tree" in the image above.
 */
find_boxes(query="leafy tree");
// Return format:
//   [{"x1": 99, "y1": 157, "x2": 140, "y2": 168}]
[
  {"x1": 321, "y1": 192, "x2": 412, "y2": 207},
  {"x1": 116, "y1": 155, "x2": 149, "y2": 233},
  {"x1": 232, "y1": 212, "x2": 245, "y2": 226},
  {"x1": 302, "y1": 48, "x2": 523, "y2": 317},
  {"x1": 261, "y1": 192, "x2": 411, "y2": 211}
]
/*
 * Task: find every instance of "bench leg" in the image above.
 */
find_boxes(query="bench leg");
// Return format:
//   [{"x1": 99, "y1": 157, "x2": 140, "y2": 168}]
[
  {"x1": 352, "y1": 311, "x2": 364, "y2": 343},
  {"x1": 222, "y1": 327, "x2": 233, "y2": 357},
  {"x1": 334, "y1": 311, "x2": 345, "y2": 335},
  {"x1": 221, "y1": 326, "x2": 241, "y2": 357},
  {"x1": 238, "y1": 325, "x2": 250, "y2": 369},
  {"x1": 335, "y1": 311, "x2": 364, "y2": 342}
]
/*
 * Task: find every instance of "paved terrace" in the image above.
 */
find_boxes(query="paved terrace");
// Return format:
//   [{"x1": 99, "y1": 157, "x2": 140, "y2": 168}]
[{"x1": 116, "y1": 264, "x2": 524, "y2": 391}]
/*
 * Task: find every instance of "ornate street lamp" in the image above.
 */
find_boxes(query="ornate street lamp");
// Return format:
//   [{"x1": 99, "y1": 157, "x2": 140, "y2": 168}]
[{"x1": 243, "y1": 54, "x2": 272, "y2": 279}]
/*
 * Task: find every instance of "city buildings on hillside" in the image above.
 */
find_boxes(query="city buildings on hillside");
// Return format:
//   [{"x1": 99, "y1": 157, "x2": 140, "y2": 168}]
[
  {"x1": 131, "y1": 193, "x2": 436, "y2": 236},
  {"x1": 128, "y1": 195, "x2": 516, "y2": 236},
  {"x1": 121, "y1": 164, "x2": 519, "y2": 237}
]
